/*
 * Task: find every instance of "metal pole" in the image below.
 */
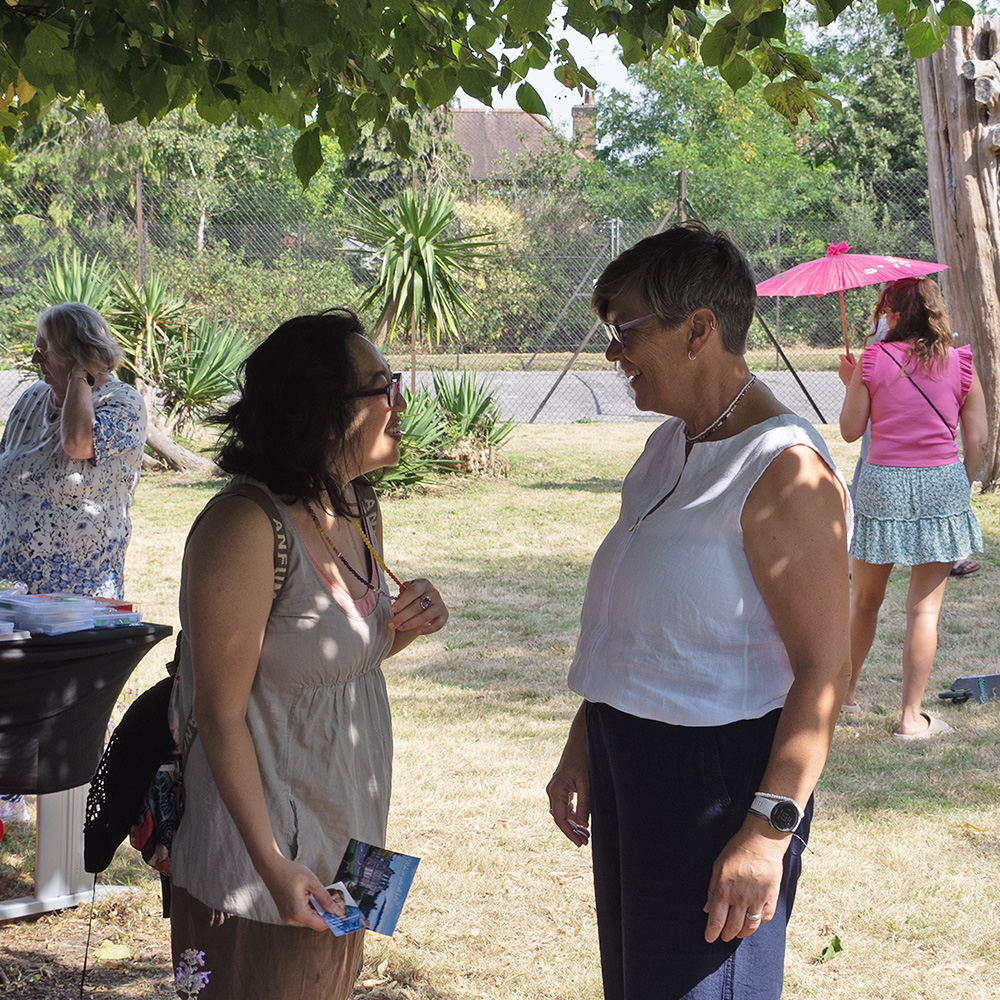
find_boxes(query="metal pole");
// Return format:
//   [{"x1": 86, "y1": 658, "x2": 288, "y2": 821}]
[
  {"x1": 754, "y1": 311, "x2": 827, "y2": 424},
  {"x1": 775, "y1": 220, "x2": 781, "y2": 369},
  {"x1": 528, "y1": 319, "x2": 602, "y2": 423},
  {"x1": 135, "y1": 166, "x2": 145, "y2": 287},
  {"x1": 296, "y1": 220, "x2": 303, "y2": 314}
]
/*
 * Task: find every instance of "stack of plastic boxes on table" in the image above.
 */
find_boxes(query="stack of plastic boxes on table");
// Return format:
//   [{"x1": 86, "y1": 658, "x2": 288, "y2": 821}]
[{"x1": 0, "y1": 594, "x2": 142, "y2": 638}]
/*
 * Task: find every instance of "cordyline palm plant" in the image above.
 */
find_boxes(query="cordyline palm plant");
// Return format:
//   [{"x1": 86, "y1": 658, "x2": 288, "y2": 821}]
[
  {"x1": 114, "y1": 273, "x2": 188, "y2": 396},
  {"x1": 350, "y1": 187, "x2": 496, "y2": 390}
]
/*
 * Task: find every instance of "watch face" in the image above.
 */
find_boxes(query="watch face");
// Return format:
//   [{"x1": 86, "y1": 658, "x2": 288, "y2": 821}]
[{"x1": 771, "y1": 801, "x2": 800, "y2": 832}]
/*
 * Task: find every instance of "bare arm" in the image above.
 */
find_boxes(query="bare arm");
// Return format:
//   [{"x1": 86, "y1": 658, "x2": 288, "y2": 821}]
[
  {"x1": 184, "y1": 497, "x2": 338, "y2": 931},
  {"x1": 839, "y1": 355, "x2": 871, "y2": 443},
  {"x1": 59, "y1": 366, "x2": 98, "y2": 459},
  {"x1": 703, "y1": 445, "x2": 851, "y2": 944},
  {"x1": 959, "y1": 370, "x2": 988, "y2": 485}
]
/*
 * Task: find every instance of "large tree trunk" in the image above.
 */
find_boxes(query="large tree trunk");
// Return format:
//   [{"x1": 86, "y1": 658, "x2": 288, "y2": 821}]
[
  {"x1": 138, "y1": 384, "x2": 213, "y2": 472},
  {"x1": 917, "y1": 16, "x2": 1000, "y2": 490},
  {"x1": 145, "y1": 423, "x2": 213, "y2": 473}
]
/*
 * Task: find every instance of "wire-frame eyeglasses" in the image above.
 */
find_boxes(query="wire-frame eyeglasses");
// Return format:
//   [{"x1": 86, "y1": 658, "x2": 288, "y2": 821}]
[{"x1": 602, "y1": 313, "x2": 657, "y2": 345}]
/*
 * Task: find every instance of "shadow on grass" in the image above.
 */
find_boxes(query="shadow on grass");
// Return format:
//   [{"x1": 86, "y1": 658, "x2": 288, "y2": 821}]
[
  {"x1": 1, "y1": 932, "x2": 172, "y2": 999},
  {"x1": 526, "y1": 477, "x2": 624, "y2": 494},
  {"x1": 158, "y1": 476, "x2": 223, "y2": 494}
]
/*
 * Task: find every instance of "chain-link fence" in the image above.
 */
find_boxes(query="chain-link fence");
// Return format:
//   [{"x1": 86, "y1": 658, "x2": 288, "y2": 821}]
[{"x1": 0, "y1": 166, "x2": 937, "y2": 424}]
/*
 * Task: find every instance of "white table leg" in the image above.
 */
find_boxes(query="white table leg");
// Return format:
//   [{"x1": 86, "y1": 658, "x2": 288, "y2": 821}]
[{"x1": 0, "y1": 784, "x2": 95, "y2": 919}]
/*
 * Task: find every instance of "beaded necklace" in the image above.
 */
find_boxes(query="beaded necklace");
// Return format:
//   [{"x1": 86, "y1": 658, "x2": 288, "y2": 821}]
[
  {"x1": 351, "y1": 517, "x2": 407, "y2": 592},
  {"x1": 685, "y1": 374, "x2": 757, "y2": 443},
  {"x1": 305, "y1": 501, "x2": 397, "y2": 602}
]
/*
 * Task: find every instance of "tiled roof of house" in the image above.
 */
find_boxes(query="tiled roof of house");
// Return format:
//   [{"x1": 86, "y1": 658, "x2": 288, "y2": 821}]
[{"x1": 451, "y1": 108, "x2": 567, "y2": 181}]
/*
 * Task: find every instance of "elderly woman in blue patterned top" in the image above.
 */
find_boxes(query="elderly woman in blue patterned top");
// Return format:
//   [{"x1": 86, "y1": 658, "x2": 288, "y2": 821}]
[
  {"x1": 546, "y1": 223, "x2": 853, "y2": 1000},
  {"x1": 0, "y1": 302, "x2": 146, "y2": 824},
  {"x1": 0, "y1": 302, "x2": 146, "y2": 598},
  {"x1": 0, "y1": 302, "x2": 146, "y2": 820}
]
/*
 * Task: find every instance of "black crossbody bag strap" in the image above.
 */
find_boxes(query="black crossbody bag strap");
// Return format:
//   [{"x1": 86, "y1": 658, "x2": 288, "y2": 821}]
[{"x1": 878, "y1": 344, "x2": 956, "y2": 440}]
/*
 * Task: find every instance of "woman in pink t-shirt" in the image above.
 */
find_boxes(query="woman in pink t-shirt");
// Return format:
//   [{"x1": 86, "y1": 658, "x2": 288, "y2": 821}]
[{"x1": 839, "y1": 277, "x2": 987, "y2": 738}]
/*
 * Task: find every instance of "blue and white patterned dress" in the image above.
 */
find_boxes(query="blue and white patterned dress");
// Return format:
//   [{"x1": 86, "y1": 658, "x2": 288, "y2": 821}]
[{"x1": 0, "y1": 378, "x2": 147, "y2": 598}]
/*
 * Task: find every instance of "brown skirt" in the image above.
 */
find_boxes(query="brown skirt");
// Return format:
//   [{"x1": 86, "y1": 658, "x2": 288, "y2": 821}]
[{"x1": 170, "y1": 885, "x2": 365, "y2": 1000}]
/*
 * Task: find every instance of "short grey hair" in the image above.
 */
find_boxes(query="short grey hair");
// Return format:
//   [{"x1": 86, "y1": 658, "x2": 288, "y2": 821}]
[
  {"x1": 37, "y1": 302, "x2": 123, "y2": 372},
  {"x1": 591, "y1": 221, "x2": 757, "y2": 355}
]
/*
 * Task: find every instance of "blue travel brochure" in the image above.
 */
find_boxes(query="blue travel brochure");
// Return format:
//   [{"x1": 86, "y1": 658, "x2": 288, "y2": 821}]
[{"x1": 310, "y1": 839, "x2": 420, "y2": 937}]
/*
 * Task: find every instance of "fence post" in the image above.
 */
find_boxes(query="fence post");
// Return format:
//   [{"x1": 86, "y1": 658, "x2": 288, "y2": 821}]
[
  {"x1": 297, "y1": 220, "x2": 303, "y2": 314},
  {"x1": 775, "y1": 219, "x2": 781, "y2": 369},
  {"x1": 135, "y1": 166, "x2": 145, "y2": 287}
]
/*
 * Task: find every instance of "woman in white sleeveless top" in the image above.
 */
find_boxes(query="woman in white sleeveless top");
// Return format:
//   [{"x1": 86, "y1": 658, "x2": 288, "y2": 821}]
[
  {"x1": 169, "y1": 311, "x2": 448, "y2": 999},
  {"x1": 546, "y1": 223, "x2": 852, "y2": 1000}
]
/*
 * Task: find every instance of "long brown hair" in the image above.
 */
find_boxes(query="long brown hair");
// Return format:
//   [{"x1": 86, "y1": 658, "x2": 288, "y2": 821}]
[{"x1": 873, "y1": 277, "x2": 952, "y2": 369}]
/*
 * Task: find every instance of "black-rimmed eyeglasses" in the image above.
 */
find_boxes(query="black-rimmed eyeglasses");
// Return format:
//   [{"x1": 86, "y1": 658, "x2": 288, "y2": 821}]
[
  {"x1": 603, "y1": 313, "x2": 657, "y2": 345},
  {"x1": 352, "y1": 371, "x2": 403, "y2": 407}
]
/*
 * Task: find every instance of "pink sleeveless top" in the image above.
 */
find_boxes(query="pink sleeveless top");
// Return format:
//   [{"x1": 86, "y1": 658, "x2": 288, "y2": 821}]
[{"x1": 863, "y1": 342, "x2": 973, "y2": 467}]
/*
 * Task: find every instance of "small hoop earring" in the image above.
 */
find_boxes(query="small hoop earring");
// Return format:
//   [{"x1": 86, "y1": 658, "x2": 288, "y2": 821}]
[
  {"x1": 688, "y1": 351, "x2": 697, "y2": 361},
  {"x1": 710, "y1": 319, "x2": 717, "y2": 330}
]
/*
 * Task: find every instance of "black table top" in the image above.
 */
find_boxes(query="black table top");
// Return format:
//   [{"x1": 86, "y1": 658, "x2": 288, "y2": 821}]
[{"x1": 0, "y1": 622, "x2": 173, "y2": 794}]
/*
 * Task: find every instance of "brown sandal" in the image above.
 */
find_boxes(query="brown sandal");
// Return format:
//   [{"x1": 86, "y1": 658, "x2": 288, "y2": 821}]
[{"x1": 950, "y1": 559, "x2": 980, "y2": 577}]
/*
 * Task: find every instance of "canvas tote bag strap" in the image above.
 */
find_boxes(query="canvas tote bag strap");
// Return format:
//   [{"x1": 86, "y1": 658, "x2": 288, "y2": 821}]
[{"x1": 176, "y1": 481, "x2": 291, "y2": 769}]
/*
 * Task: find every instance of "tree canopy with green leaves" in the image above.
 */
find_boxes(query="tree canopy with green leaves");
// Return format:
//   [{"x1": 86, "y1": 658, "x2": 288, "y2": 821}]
[{"x1": 0, "y1": 0, "x2": 975, "y2": 184}]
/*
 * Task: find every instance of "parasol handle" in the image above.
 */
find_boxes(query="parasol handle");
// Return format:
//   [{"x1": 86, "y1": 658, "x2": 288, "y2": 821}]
[{"x1": 839, "y1": 289, "x2": 850, "y2": 356}]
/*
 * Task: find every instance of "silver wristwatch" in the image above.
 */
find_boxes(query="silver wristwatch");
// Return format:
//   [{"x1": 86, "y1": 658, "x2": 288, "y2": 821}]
[{"x1": 748, "y1": 792, "x2": 804, "y2": 834}]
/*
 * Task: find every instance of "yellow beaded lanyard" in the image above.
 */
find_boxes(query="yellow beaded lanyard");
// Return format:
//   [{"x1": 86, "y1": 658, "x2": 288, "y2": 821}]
[
  {"x1": 352, "y1": 518, "x2": 407, "y2": 592},
  {"x1": 305, "y1": 502, "x2": 402, "y2": 601}
]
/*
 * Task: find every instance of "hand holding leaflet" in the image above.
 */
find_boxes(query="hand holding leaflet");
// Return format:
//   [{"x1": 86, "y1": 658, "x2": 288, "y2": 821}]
[{"x1": 310, "y1": 839, "x2": 420, "y2": 937}]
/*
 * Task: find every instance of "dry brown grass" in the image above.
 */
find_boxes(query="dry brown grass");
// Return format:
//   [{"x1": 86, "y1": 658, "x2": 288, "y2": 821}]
[{"x1": 3, "y1": 421, "x2": 999, "y2": 1000}]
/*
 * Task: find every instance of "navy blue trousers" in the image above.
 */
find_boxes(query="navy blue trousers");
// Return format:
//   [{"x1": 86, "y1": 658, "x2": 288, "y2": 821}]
[{"x1": 586, "y1": 702, "x2": 812, "y2": 1000}]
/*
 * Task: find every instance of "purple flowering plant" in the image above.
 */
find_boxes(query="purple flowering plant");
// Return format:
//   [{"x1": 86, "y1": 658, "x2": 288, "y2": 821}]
[{"x1": 174, "y1": 948, "x2": 211, "y2": 998}]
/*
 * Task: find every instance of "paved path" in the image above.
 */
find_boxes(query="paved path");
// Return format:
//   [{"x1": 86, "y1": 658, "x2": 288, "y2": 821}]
[
  {"x1": 407, "y1": 368, "x2": 844, "y2": 425},
  {"x1": 0, "y1": 368, "x2": 844, "y2": 426}
]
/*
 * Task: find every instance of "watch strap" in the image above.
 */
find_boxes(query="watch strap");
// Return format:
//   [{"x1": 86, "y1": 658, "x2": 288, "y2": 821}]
[{"x1": 748, "y1": 793, "x2": 804, "y2": 832}]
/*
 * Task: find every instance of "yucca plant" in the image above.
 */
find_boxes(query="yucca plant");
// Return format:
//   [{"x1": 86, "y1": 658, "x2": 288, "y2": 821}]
[
  {"x1": 431, "y1": 370, "x2": 514, "y2": 449},
  {"x1": 349, "y1": 188, "x2": 496, "y2": 388},
  {"x1": 378, "y1": 389, "x2": 453, "y2": 493},
  {"x1": 10, "y1": 250, "x2": 118, "y2": 378},
  {"x1": 113, "y1": 273, "x2": 188, "y2": 392},
  {"x1": 159, "y1": 318, "x2": 250, "y2": 434},
  {"x1": 40, "y1": 248, "x2": 116, "y2": 312}
]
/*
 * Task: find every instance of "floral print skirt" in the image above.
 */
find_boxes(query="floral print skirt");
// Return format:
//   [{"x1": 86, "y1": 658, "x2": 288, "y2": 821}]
[{"x1": 851, "y1": 461, "x2": 982, "y2": 566}]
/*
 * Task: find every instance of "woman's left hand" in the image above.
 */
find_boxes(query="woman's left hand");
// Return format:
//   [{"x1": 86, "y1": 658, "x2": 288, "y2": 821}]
[
  {"x1": 837, "y1": 352, "x2": 855, "y2": 387},
  {"x1": 388, "y1": 580, "x2": 448, "y2": 635},
  {"x1": 703, "y1": 823, "x2": 787, "y2": 942}
]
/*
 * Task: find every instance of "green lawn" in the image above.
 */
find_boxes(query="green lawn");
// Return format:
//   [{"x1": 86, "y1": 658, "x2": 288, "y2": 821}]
[{"x1": 2, "y1": 422, "x2": 998, "y2": 1000}]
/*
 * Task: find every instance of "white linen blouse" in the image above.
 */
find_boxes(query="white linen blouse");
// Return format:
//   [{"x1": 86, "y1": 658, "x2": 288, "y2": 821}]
[{"x1": 567, "y1": 413, "x2": 851, "y2": 728}]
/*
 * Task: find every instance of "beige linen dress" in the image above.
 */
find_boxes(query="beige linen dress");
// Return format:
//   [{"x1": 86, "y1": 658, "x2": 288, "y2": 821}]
[{"x1": 169, "y1": 477, "x2": 393, "y2": 998}]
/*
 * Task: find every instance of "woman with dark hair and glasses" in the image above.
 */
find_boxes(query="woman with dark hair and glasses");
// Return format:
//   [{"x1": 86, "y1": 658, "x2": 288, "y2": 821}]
[
  {"x1": 168, "y1": 310, "x2": 447, "y2": 999},
  {"x1": 547, "y1": 223, "x2": 853, "y2": 1000},
  {"x1": 839, "y1": 277, "x2": 986, "y2": 737}
]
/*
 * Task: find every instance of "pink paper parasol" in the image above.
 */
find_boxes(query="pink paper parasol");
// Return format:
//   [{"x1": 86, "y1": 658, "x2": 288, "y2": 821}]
[{"x1": 755, "y1": 242, "x2": 948, "y2": 355}]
